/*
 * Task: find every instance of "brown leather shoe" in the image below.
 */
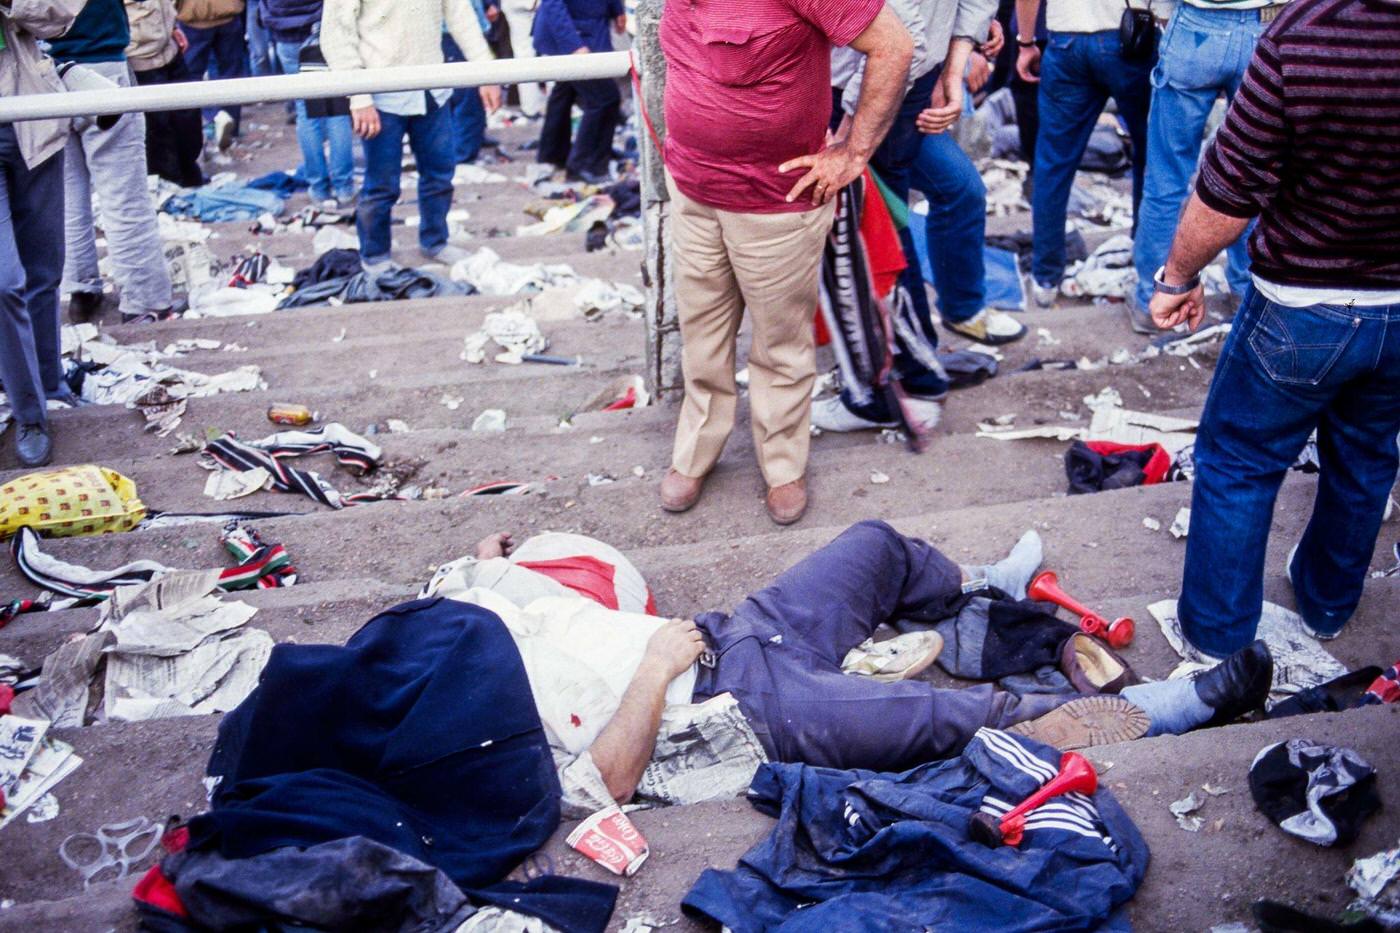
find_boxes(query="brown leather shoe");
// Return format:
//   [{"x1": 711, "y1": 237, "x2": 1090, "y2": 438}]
[
  {"x1": 659, "y1": 468, "x2": 705, "y2": 513},
  {"x1": 765, "y1": 477, "x2": 808, "y2": 525}
]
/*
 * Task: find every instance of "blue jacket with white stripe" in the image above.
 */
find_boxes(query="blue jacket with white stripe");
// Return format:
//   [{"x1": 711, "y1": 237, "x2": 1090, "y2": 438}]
[{"x1": 683, "y1": 728, "x2": 1150, "y2": 932}]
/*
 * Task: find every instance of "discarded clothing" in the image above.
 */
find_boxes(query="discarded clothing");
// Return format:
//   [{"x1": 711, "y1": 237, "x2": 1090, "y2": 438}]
[
  {"x1": 462, "y1": 308, "x2": 549, "y2": 364},
  {"x1": 1062, "y1": 234, "x2": 1136, "y2": 299},
  {"x1": 1065, "y1": 440, "x2": 1171, "y2": 495},
  {"x1": 161, "y1": 183, "x2": 287, "y2": 223},
  {"x1": 246, "y1": 171, "x2": 309, "y2": 196},
  {"x1": 10, "y1": 522, "x2": 295, "y2": 605},
  {"x1": 278, "y1": 264, "x2": 469, "y2": 309},
  {"x1": 160, "y1": 836, "x2": 476, "y2": 932},
  {"x1": 924, "y1": 595, "x2": 1079, "y2": 685},
  {"x1": 0, "y1": 465, "x2": 146, "y2": 540},
  {"x1": 1267, "y1": 666, "x2": 1386, "y2": 719},
  {"x1": 986, "y1": 229, "x2": 1089, "y2": 272},
  {"x1": 202, "y1": 424, "x2": 388, "y2": 509},
  {"x1": 1250, "y1": 740, "x2": 1380, "y2": 847},
  {"x1": 984, "y1": 245, "x2": 1026, "y2": 311},
  {"x1": 192, "y1": 597, "x2": 617, "y2": 931},
  {"x1": 290, "y1": 247, "x2": 366, "y2": 291},
  {"x1": 940, "y1": 348, "x2": 999, "y2": 389},
  {"x1": 449, "y1": 246, "x2": 578, "y2": 297},
  {"x1": 606, "y1": 179, "x2": 640, "y2": 218},
  {"x1": 683, "y1": 728, "x2": 1148, "y2": 932}
]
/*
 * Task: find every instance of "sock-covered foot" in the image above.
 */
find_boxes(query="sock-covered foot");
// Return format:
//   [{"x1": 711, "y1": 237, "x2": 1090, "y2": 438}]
[
  {"x1": 965, "y1": 531, "x2": 1043, "y2": 600},
  {"x1": 1122, "y1": 640, "x2": 1272, "y2": 735}
]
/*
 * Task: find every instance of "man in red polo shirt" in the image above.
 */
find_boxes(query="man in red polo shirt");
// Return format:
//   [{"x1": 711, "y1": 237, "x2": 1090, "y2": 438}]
[{"x1": 656, "y1": 0, "x2": 914, "y2": 526}]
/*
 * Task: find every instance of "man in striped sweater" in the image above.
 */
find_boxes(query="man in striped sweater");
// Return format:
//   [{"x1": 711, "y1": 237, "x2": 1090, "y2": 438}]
[
  {"x1": 1150, "y1": 0, "x2": 1400, "y2": 659},
  {"x1": 1127, "y1": 0, "x2": 1289, "y2": 334}
]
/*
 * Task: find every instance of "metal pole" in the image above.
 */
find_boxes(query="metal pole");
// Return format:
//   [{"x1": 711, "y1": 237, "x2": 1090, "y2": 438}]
[{"x1": 0, "y1": 51, "x2": 632, "y2": 123}]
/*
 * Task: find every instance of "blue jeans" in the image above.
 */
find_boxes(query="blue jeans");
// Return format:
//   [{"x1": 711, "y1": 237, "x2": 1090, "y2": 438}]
[
  {"x1": 183, "y1": 15, "x2": 250, "y2": 129},
  {"x1": 1031, "y1": 31, "x2": 1153, "y2": 288},
  {"x1": 1179, "y1": 287, "x2": 1400, "y2": 656},
  {"x1": 246, "y1": 1, "x2": 279, "y2": 77},
  {"x1": 443, "y1": 35, "x2": 487, "y2": 164},
  {"x1": 1131, "y1": 6, "x2": 1262, "y2": 312},
  {"x1": 0, "y1": 126, "x2": 65, "y2": 427},
  {"x1": 357, "y1": 94, "x2": 456, "y2": 263},
  {"x1": 912, "y1": 131, "x2": 988, "y2": 325},
  {"x1": 275, "y1": 40, "x2": 355, "y2": 202}
]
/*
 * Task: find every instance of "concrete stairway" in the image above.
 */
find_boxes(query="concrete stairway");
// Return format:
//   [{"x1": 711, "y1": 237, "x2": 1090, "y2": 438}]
[{"x1": 0, "y1": 106, "x2": 1396, "y2": 932}]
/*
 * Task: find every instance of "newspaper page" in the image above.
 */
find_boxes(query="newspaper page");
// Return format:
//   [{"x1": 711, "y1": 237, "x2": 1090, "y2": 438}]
[
  {"x1": 0, "y1": 716, "x2": 49, "y2": 797},
  {"x1": 637, "y1": 693, "x2": 767, "y2": 806},
  {"x1": 0, "y1": 737, "x2": 82, "y2": 828}
]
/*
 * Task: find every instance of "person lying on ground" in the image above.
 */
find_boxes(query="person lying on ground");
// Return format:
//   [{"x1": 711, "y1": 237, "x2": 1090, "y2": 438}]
[{"x1": 422, "y1": 521, "x2": 1273, "y2": 814}]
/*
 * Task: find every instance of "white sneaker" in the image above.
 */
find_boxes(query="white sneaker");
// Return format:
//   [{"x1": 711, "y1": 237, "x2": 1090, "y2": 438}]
[
  {"x1": 842, "y1": 631, "x2": 944, "y2": 683},
  {"x1": 212, "y1": 110, "x2": 236, "y2": 153},
  {"x1": 361, "y1": 257, "x2": 395, "y2": 276},
  {"x1": 421, "y1": 243, "x2": 470, "y2": 266},
  {"x1": 1032, "y1": 281, "x2": 1059, "y2": 309},
  {"x1": 810, "y1": 396, "x2": 941, "y2": 433},
  {"x1": 945, "y1": 308, "x2": 1028, "y2": 345}
]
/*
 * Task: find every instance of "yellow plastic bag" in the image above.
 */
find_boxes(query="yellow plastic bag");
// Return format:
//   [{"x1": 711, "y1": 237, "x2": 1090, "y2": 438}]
[{"x1": 0, "y1": 465, "x2": 147, "y2": 540}]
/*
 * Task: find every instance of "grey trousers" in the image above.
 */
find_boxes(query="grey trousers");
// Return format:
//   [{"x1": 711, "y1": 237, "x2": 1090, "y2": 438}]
[{"x1": 62, "y1": 60, "x2": 174, "y2": 316}]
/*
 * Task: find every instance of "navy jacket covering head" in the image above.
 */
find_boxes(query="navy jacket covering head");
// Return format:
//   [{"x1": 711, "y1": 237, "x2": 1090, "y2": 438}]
[
  {"x1": 684, "y1": 728, "x2": 1150, "y2": 932},
  {"x1": 532, "y1": 0, "x2": 622, "y2": 56},
  {"x1": 189, "y1": 597, "x2": 617, "y2": 932}
]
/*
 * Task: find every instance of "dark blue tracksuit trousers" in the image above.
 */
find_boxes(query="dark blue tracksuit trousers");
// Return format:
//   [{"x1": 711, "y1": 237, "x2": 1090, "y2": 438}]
[{"x1": 693, "y1": 521, "x2": 1068, "y2": 771}]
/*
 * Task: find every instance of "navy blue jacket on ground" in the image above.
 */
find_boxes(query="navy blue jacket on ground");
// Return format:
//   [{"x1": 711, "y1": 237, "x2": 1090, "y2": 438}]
[
  {"x1": 684, "y1": 728, "x2": 1150, "y2": 932},
  {"x1": 187, "y1": 597, "x2": 617, "y2": 932},
  {"x1": 533, "y1": 0, "x2": 621, "y2": 56},
  {"x1": 46, "y1": 0, "x2": 131, "y2": 63},
  {"x1": 258, "y1": 0, "x2": 321, "y2": 42}
]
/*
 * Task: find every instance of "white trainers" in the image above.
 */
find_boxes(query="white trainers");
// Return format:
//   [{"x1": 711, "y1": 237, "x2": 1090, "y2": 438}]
[
  {"x1": 421, "y1": 243, "x2": 470, "y2": 266},
  {"x1": 811, "y1": 396, "x2": 942, "y2": 433},
  {"x1": 842, "y1": 631, "x2": 944, "y2": 683},
  {"x1": 945, "y1": 307, "x2": 1028, "y2": 345},
  {"x1": 212, "y1": 110, "x2": 236, "y2": 153},
  {"x1": 1032, "y1": 281, "x2": 1059, "y2": 309}
]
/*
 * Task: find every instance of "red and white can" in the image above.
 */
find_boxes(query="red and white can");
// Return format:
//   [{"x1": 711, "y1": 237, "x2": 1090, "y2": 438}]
[{"x1": 566, "y1": 806, "x2": 650, "y2": 877}]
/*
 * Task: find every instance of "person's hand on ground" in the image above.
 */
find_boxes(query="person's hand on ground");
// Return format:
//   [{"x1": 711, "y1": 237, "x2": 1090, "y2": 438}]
[
  {"x1": 642, "y1": 618, "x2": 706, "y2": 680},
  {"x1": 172, "y1": 26, "x2": 188, "y2": 53},
  {"x1": 1017, "y1": 43, "x2": 1041, "y2": 83},
  {"x1": 966, "y1": 51, "x2": 991, "y2": 94},
  {"x1": 480, "y1": 84, "x2": 502, "y2": 113},
  {"x1": 916, "y1": 72, "x2": 964, "y2": 134},
  {"x1": 352, "y1": 105, "x2": 381, "y2": 139},
  {"x1": 1149, "y1": 283, "x2": 1207, "y2": 332},
  {"x1": 474, "y1": 532, "x2": 514, "y2": 560},
  {"x1": 980, "y1": 20, "x2": 1004, "y2": 59},
  {"x1": 779, "y1": 142, "x2": 866, "y2": 205}
]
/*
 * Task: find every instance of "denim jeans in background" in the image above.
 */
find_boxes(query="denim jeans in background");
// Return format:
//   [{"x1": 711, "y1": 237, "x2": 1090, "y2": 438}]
[
  {"x1": 911, "y1": 130, "x2": 988, "y2": 325},
  {"x1": 1131, "y1": 6, "x2": 1263, "y2": 313},
  {"x1": 1031, "y1": 30, "x2": 1152, "y2": 288},
  {"x1": 275, "y1": 40, "x2": 355, "y2": 202},
  {"x1": 357, "y1": 93, "x2": 456, "y2": 264},
  {"x1": 0, "y1": 126, "x2": 64, "y2": 428},
  {"x1": 1179, "y1": 288, "x2": 1400, "y2": 657},
  {"x1": 246, "y1": 1, "x2": 279, "y2": 77},
  {"x1": 183, "y1": 14, "x2": 250, "y2": 129},
  {"x1": 443, "y1": 35, "x2": 487, "y2": 164}
]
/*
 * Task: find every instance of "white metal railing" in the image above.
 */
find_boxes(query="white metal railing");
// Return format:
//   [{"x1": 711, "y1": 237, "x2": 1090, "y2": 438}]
[{"x1": 0, "y1": 50, "x2": 632, "y2": 123}]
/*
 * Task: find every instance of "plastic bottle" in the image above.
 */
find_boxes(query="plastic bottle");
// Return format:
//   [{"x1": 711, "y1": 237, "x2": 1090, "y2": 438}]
[{"x1": 267, "y1": 403, "x2": 319, "y2": 427}]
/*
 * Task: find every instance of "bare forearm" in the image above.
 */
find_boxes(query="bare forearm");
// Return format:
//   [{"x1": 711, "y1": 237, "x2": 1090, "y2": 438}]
[
  {"x1": 587, "y1": 662, "x2": 671, "y2": 803},
  {"x1": 846, "y1": 7, "x2": 913, "y2": 160},
  {"x1": 1162, "y1": 193, "x2": 1251, "y2": 286},
  {"x1": 1014, "y1": 0, "x2": 1039, "y2": 39},
  {"x1": 943, "y1": 36, "x2": 973, "y2": 84}
]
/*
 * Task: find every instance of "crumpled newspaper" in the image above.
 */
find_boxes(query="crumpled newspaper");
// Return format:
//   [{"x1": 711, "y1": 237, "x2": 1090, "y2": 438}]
[
  {"x1": 1149, "y1": 599, "x2": 1348, "y2": 708},
  {"x1": 462, "y1": 308, "x2": 549, "y2": 364},
  {"x1": 575, "y1": 279, "x2": 645, "y2": 320},
  {"x1": 1061, "y1": 234, "x2": 1135, "y2": 299},
  {"x1": 449, "y1": 246, "x2": 578, "y2": 296},
  {"x1": 1349, "y1": 840, "x2": 1400, "y2": 926}
]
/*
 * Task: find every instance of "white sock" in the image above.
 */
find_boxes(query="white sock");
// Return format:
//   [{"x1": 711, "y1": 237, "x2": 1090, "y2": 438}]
[{"x1": 964, "y1": 530, "x2": 1043, "y2": 600}]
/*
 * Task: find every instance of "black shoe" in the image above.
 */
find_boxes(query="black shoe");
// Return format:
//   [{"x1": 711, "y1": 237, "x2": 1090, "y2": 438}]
[
  {"x1": 1194, "y1": 639, "x2": 1272, "y2": 728},
  {"x1": 16, "y1": 423, "x2": 52, "y2": 468},
  {"x1": 67, "y1": 291, "x2": 102, "y2": 323},
  {"x1": 121, "y1": 306, "x2": 181, "y2": 325},
  {"x1": 566, "y1": 168, "x2": 611, "y2": 186}
]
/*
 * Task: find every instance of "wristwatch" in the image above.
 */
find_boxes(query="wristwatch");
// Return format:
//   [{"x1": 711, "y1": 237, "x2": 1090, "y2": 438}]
[
  {"x1": 1153, "y1": 265, "x2": 1200, "y2": 296},
  {"x1": 1016, "y1": 35, "x2": 1037, "y2": 47}
]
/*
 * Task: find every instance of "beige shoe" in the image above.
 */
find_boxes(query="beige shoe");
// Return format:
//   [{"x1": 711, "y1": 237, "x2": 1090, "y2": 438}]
[
  {"x1": 660, "y1": 468, "x2": 705, "y2": 513},
  {"x1": 944, "y1": 308, "x2": 1028, "y2": 345},
  {"x1": 842, "y1": 631, "x2": 944, "y2": 683},
  {"x1": 765, "y1": 477, "x2": 808, "y2": 525},
  {"x1": 1007, "y1": 695, "x2": 1149, "y2": 750}
]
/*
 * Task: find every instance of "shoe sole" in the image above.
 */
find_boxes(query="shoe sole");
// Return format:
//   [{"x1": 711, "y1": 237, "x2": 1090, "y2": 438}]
[
  {"x1": 1007, "y1": 695, "x2": 1149, "y2": 750},
  {"x1": 767, "y1": 505, "x2": 807, "y2": 526}
]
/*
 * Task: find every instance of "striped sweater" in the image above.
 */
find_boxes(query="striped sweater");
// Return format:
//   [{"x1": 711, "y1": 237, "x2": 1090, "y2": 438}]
[{"x1": 1196, "y1": 0, "x2": 1400, "y2": 290}]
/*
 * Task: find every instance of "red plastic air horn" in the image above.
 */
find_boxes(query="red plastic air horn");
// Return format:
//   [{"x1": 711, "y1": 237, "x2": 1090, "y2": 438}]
[
  {"x1": 1028, "y1": 570, "x2": 1134, "y2": 648},
  {"x1": 969, "y1": 752, "x2": 1099, "y2": 847}
]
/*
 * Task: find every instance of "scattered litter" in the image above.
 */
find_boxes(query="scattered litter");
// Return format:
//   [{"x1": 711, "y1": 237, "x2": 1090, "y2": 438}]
[
  {"x1": 1202, "y1": 783, "x2": 1229, "y2": 797},
  {"x1": 1061, "y1": 234, "x2": 1135, "y2": 299},
  {"x1": 870, "y1": 471, "x2": 890, "y2": 485},
  {"x1": 1142, "y1": 517, "x2": 1161, "y2": 532},
  {"x1": 203, "y1": 467, "x2": 271, "y2": 501},
  {"x1": 462, "y1": 307, "x2": 549, "y2": 364},
  {"x1": 24, "y1": 793, "x2": 60, "y2": 823},
  {"x1": 619, "y1": 917, "x2": 679, "y2": 933},
  {"x1": 449, "y1": 246, "x2": 577, "y2": 296},
  {"x1": 385, "y1": 419, "x2": 411, "y2": 434},
  {"x1": 1169, "y1": 507, "x2": 1191, "y2": 539},
  {"x1": 517, "y1": 194, "x2": 615, "y2": 237},
  {"x1": 1, "y1": 465, "x2": 146, "y2": 539},
  {"x1": 576, "y1": 279, "x2": 644, "y2": 320},
  {"x1": 1162, "y1": 322, "x2": 1231, "y2": 357},
  {"x1": 1150, "y1": 600, "x2": 1348, "y2": 707},
  {"x1": 59, "y1": 816, "x2": 162, "y2": 887},
  {"x1": 578, "y1": 375, "x2": 650, "y2": 414},
  {"x1": 312, "y1": 225, "x2": 359, "y2": 256},
  {"x1": 332, "y1": 328, "x2": 347, "y2": 343},
  {"x1": 472, "y1": 409, "x2": 508, "y2": 432},
  {"x1": 1348, "y1": 840, "x2": 1400, "y2": 925},
  {"x1": 586, "y1": 473, "x2": 616, "y2": 486},
  {"x1": 203, "y1": 425, "x2": 389, "y2": 509},
  {"x1": 453, "y1": 163, "x2": 507, "y2": 184},
  {"x1": 566, "y1": 806, "x2": 649, "y2": 877},
  {"x1": 631, "y1": 466, "x2": 646, "y2": 478},
  {"x1": 441, "y1": 394, "x2": 464, "y2": 411},
  {"x1": 1169, "y1": 791, "x2": 1204, "y2": 832},
  {"x1": 1036, "y1": 327, "x2": 1061, "y2": 348},
  {"x1": 1250, "y1": 740, "x2": 1379, "y2": 847},
  {"x1": 1, "y1": 736, "x2": 81, "y2": 828}
]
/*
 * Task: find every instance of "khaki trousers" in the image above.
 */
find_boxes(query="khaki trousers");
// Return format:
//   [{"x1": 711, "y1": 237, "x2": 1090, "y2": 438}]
[{"x1": 666, "y1": 173, "x2": 836, "y2": 488}]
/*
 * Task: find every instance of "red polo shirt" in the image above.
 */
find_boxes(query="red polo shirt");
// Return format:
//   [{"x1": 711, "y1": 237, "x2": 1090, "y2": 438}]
[{"x1": 660, "y1": 0, "x2": 884, "y2": 214}]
